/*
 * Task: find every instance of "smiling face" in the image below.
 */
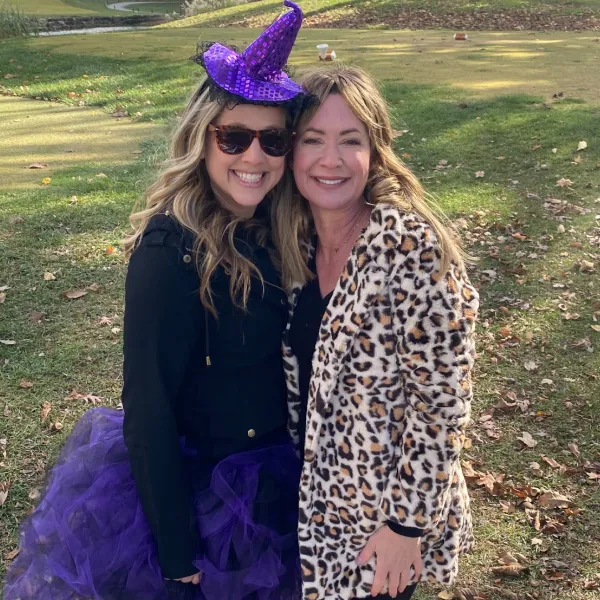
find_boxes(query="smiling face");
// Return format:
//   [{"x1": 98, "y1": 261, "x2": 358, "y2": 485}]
[
  {"x1": 204, "y1": 103, "x2": 287, "y2": 217},
  {"x1": 292, "y1": 93, "x2": 371, "y2": 214}
]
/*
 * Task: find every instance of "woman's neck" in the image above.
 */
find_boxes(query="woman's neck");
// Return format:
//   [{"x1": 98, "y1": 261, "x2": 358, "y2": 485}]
[{"x1": 312, "y1": 202, "x2": 370, "y2": 263}]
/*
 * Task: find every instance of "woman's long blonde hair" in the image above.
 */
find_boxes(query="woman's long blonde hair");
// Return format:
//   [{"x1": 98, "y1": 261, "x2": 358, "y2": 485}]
[
  {"x1": 123, "y1": 81, "x2": 304, "y2": 311},
  {"x1": 278, "y1": 65, "x2": 466, "y2": 285}
]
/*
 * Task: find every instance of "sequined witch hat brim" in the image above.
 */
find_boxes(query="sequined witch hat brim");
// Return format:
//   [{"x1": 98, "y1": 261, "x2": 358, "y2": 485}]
[{"x1": 192, "y1": 0, "x2": 304, "y2": 104}]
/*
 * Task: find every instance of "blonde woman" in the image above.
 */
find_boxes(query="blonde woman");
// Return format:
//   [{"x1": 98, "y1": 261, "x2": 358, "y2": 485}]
[
  {"x1": 285, "y1": 66, "x2": 479, "y2": 600},
  {"x1": 3, "y1": 4, "x2": 308, "y2": 599}
]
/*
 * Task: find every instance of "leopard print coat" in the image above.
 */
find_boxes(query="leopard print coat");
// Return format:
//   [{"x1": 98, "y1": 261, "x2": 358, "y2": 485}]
[{"x1": 282, "y1": 204, "x2": 479, "y2": 600}]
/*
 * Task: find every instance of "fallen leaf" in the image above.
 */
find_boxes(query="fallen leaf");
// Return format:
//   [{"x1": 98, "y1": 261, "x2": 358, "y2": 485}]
[
  {"x1": 541, "y1": 455, "x2": 565, "y2": 471},
  {"x1": 557, "y1": 224, "x2": 566, "y2": 234},
  {"x1": 87, "y1": 283, "x2": 101, "y2": 292},
  {"x1": 0, "y1": 485, "x2": 9, "y2": 507},
  {"x1": 96, "y1": 173, "x2": 107, "y2": 178},
  {"x1": 568, "y1": 443, "x2": 580, "y2": 458},
  {"x1": 544, "y1": 570, "x2": 565, "y2": 581},
  {"x1": 19, "y1": 380, "x2": 33, "y2": 389},
  {"x1": 28, "y1": 311, "x2": 46, "y2": 323},
  {"x1": 524, "y1": 360, "x2": 538, "y2": 371},
  {"x1": 438, "y1": 592, "x2": 454, "y2": 600},
  {"x1": 540, "y1": 378, "x2": 554, "y2": 386},
  {"x1": 25, "y1": 162, "x2": 47, "y2": 169},
  {"x1": 577, "y1": 140, "x2": 588, "y2": 152},
  {"x1": 475, "y1": 171, "x2": 485, "y2": 178},
  {"x1": 498, "y1": 551, "x2": 520, "y2": 565},
  {"x1": 98, "y1": 316, "x2": 113, "y2": 326},
  {"x1": 591, "y1": 325, "x2": 600, "y2": 332},
  {"x1": 579, "y1": 260, "x2": 595, "y2": 272},
  {"x1": 518, "y1": 432, "x2": 538, "y2": 448},
  {"x1": 62, "y1": 289, "x2": 87, "y2": 300},
  {"x1": 0, "y1": 340, "x2": 16, "y2": 345},
  {"x1": 43, "y1": 271, "x2": 56, "y2": 281},
  {"x1": 531, "y1": 537, "x2": 544, "y2": 546},
  {"x1": 491, "y1": 563, "x2": 526, "y2": 576},
  {"x1": 40, "y1": 402, "x2": 51, "y2": 423},
  {"x1": 41, "y1": 177, "x2": 52, "y2": 186},
  {"x1": 51, "y1": 422, "x2": 63, "y2": 432},
  {"x1": 530, "y1": 462, "x2": 541, "y2": 472},
  {"x1": 4, "y1": 547, "x2": 19, "y2": 561},
  {"x1": 556, "y1": 178, "x2": 573, "y2": 187},
  {"x1": 512, "y1": 232, "x2": 527, "y2": 241},
  {"x1": 537, "y1": 491, "x2": 574, "y2": 509},
  {"x1": 0, "y1": 292, "x2": 5, "y2": 304},
  {"x1": 105, "y1": 245, "x2": 115, "y2": 255}
]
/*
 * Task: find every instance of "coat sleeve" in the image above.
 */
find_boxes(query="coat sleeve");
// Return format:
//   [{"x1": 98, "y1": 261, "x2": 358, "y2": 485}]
[
  {"x1": 380, "y1": 222, "x2": 479, "y2": 533},
  {"x1": 121, "y1": 225, "x2": 203, "y2": 580}
]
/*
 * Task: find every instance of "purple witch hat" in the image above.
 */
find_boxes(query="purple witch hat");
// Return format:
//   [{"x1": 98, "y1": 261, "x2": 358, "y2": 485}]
[{"x1": 194, "y1": 0, "x2": 304, "y2": 104}]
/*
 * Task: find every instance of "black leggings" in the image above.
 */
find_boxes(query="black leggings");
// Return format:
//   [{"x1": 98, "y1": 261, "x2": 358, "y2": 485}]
[{"x1": 354, "y1": 584, "x2": 417, "y2": 600}]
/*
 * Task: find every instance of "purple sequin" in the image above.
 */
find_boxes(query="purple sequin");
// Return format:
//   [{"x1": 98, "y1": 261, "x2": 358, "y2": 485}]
[{"x1": 202, "y1": 0, "x2": 304, "y2": 103}]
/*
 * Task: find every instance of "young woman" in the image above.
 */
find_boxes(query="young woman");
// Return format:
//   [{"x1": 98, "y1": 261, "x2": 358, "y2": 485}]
[
  {"x1": 284, "y1": 66, "x2": 479, "y2": 600},
  {"x1": 3, "y1": 3, "x2": 307, "y2": 599}
]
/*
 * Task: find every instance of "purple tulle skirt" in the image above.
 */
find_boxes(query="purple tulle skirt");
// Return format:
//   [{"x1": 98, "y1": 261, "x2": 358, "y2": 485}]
[{"x1": 2, "y1": 408, "x2": 302, "y2": 600}]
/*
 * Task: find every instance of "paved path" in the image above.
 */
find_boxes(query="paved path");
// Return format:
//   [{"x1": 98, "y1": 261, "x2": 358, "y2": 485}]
[{"x1": 106, "y1": 1, "x2": 173, "y2": 12}]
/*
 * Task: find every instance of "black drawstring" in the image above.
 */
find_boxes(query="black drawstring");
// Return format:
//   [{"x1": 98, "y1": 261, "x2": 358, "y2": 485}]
[{"x1": 204, "y1": 309, "x2": 211, "y2": 367}]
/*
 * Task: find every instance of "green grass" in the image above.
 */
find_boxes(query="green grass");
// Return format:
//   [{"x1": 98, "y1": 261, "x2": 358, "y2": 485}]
[
  {"x1": 1, "y1": 25, "x2": 600, "y2": 600},
  {"x1": 3, "y1": 0, "x2": 179, "y2": 17}
]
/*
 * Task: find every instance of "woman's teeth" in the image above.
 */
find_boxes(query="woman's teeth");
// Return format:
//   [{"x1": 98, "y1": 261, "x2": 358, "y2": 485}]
[
  {"x1": 234, "y1": 171, "x2": 263, "y2": 183},
  {"x1": 317, "y1": 178, "x2": 344, "y2": 185}
]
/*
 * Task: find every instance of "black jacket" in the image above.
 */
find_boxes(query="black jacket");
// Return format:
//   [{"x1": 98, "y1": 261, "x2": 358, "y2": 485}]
[{"x1": 121, "y1": 213, "x2": 289, "y2": 579}]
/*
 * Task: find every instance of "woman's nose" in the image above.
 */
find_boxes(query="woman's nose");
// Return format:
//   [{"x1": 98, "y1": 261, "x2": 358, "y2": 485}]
[{"x1": 319, "y1": 142, "x2": 342, "y2": 168}]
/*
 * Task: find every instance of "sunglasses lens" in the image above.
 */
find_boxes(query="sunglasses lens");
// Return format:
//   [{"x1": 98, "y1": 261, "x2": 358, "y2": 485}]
[
  {"x1": 260, "y1": 130, "x2": 291, "y2": 157},
  {"x1": 217, "y1": 129, "x2": 253, "y2": 155}
]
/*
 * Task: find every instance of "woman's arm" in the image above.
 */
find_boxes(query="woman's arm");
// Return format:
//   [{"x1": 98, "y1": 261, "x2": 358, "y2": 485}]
[
  {"x1": 121, "y1": 224, "x2": 203, "y2": 580},
  {"x1": 381, "y1": 222, "x2": 479, "y2": 532}
]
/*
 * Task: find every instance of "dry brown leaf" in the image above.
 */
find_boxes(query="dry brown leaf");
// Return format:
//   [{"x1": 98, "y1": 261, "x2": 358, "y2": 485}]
[
  {"x1": 568, "y1": 443, "x2": 580, "y2": 458},
  {"x1": 455, "y1": 589, "x2": 491, "y2": 600},
  {"x1": 0, "y1": 292, "x2": 5, "y2": 304},
  {"x1": 19, "y1": 380, "x2": 33, "y2": 389},
  {"x1": 0, "y1": 484, "x2": 9, "y2": 507},
  {"x1": 556, "y1": 178, "x2": 573, "y2": 187},
  {"x1": 87, "y1": 283, "x2": 101, "y2": 292},
  {"x1": 491, "y1": 563, "x2": 526, "y2": 576},
  {"x1": 524, "y1": 360, "x2": 538, "y2": 371},
  {"x1": 498, "y1": 551, "x2": 520, "y2": 565},
  {"x1": 541, "y1": 455, "x2": 564, "y2": 470},
  {"x1": 62, "y1": 289, "x2": 87, "y2": 300},
  {"x1": 25, "y1": 162, "x2": 48, "y2": 169},
  {"x1": 4, "y1": 547, "x2": 19, "y2": 561},
  {"x1": 518, "y1": 432, "x2": 538, "y2": 448},
  {"x1": 41, "y1": 402, "x2": 52, "y2": 423},
  {"x1": 537, "y1": 491, "x2": 574, "y2": 509},
  {"x1": 28, "y1": 311, "x2": 46, "y2": 323},
  {"x1": 543, "y1": 570, "x2": 565, "y2": 581},
  {"x1": 438, "y1": 592, "x2": 454, "y2": 600}
]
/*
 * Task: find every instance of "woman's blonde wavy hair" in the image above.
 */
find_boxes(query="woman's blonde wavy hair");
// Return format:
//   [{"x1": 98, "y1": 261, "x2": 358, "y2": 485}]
[
  {"x1": 278, "y1": 65, "x2": 466, "y2": 286},
  {"x1": 123, "y1": 81, "x2": 304, "y2": 312}
]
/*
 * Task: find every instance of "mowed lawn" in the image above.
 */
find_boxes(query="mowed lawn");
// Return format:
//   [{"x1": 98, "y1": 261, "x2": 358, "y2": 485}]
[
  {"x1": 3, "y1": 0, "x2": 178, "y2": 17},
  {"x1": 1, "y1": 25, "x2": 600, "y2": 600}
]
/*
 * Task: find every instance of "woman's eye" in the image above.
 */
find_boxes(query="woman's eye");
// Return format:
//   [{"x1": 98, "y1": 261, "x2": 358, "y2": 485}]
[
  {"x1": 302, "y1": 137, "x2": 321, "y2": 145},
  {"x1": 343, "y1": 138, "x2": 362, "y2": 146}
]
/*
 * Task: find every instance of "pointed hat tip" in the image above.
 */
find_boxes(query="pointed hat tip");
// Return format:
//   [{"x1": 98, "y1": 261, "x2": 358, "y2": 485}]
[{"x1": 284, "y1": 0, "x2": 303, "y2": 17}]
